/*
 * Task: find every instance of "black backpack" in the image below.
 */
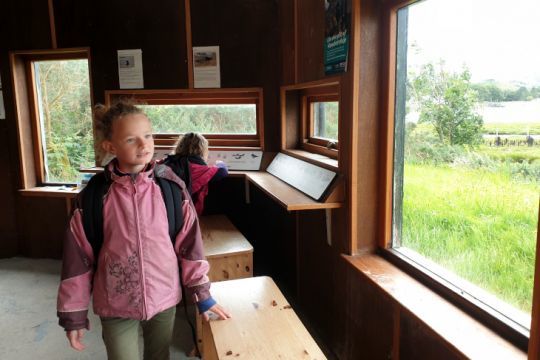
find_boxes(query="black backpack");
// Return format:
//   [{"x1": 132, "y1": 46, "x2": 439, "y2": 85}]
[
  {"x1": 80, "y1": 170, "x2": 184, "y2": 258},
  {"x1": 79, "y1": 168, "x2": 202, "y2": 356}
]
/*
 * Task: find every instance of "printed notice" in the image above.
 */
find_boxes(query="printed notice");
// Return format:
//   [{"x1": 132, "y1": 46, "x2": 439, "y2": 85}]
[
  {"x1": 118, "y1": 49, "x2": 144, "y2": 89},
  {"x1": 266, "y1": 153, "x2": 337, "y2": 200},
  {"x1": 324, "y1": 0, "x2": 350, "y2": 75},
  {"x1": 208, "y1": 150, "x2": 262, "y2": 171},
  {"x1": 0, "y1": 91, "x2": 5, "y2": 119},
  {"x1": 193, "y1": 46, "x2": 221, "y2": 88}
]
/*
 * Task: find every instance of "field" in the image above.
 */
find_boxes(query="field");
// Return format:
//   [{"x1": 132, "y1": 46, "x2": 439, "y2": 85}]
[{"x1": 402, "y1": 162, "x2": 539, "y2": 312}]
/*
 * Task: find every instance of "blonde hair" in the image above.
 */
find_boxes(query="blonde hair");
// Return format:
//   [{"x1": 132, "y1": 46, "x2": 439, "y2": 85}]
[
  {"x1": 94, "y1": 99, "x2": 146, "y2": 163},
  {"x1": 173, "y1": 132, "x2": 208, "y2": 157}
]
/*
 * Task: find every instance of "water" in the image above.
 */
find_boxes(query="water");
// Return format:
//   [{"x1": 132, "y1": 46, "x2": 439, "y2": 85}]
[{"x1": 477, "y1": 99, "x2": 540, "y2": 124}]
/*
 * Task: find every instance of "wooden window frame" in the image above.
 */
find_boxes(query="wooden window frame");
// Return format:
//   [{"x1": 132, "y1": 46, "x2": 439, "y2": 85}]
[
  {"x1": 281, "y1": 78, "x2": 341, "y2": 167},
  {"x1": 10, "y1": 48, "x2": 93, "y2": 188},
  {"x1": 104, "y1": 88, "x2": 265, "y2": 149},
  {"x1": 380, "y1": 0, "x2": 540, "y2": 352}
]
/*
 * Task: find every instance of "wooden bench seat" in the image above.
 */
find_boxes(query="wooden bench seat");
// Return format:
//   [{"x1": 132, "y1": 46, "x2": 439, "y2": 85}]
[
  {"x1": 201, "y1": 276, "x2": 326, "y2": 360},
  {"x1": 199, "y1": 215, "x2": 253, "y2": 282}
]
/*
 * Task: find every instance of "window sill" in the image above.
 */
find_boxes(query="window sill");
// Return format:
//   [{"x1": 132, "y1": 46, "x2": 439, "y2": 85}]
[
  {"x1": 342, "y1": 253, "x2": 526, "y2": 359},
  {"x1": 281, "y1": 149, "x2": 338, "y2": 172},
  {"x1": 19, "y1": 186, "x2": 80, "y2": 199}
]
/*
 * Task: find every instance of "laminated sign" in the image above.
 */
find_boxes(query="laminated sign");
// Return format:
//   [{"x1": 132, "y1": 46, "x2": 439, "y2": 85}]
[{"x1": 324, "y1": 0, "x2": 350, "y2": 75}]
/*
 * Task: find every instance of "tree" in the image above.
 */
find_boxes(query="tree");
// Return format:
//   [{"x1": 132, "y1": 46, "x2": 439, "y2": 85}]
[{"x1": 409, "y1": 62, "x2": 484, "y2": 146}]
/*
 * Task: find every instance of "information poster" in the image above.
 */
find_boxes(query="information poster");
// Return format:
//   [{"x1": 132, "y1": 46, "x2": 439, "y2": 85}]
[
  {"x1": 324, "y1": 0, "x2": 350, "y2": 75},
  {"x1": 193, "y1": 46, "x2": 221, "y2": 88},
  {"x1": 118, "y1": 49, "x2": 144, "y2": 89}
]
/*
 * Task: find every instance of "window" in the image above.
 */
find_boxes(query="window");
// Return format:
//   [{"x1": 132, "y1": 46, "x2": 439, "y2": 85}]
[
  {"x1": 11, "y1": 49, "x2": 94, "y2": 187},
  {"x1": 105, "y1": 88, "x2": 264, "y2": 149},
  {"x1": 281, "y1": 79, "x2": 340, "y2": 163},
  {"x1": 388, "y1": 0, "x2": 539, "y2": 343},
  {"x1": 307, "y1": 96, "x2": 339, "y2": 148}
]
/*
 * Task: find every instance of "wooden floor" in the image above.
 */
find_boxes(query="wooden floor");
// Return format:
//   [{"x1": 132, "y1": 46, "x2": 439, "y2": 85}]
[{"x1": 0, "y1": 257, "x2": 199, "y2": 360}]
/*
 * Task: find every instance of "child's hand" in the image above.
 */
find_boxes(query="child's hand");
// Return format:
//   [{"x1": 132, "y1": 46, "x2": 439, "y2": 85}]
[
  {"x1": 66, "y1": 329, "x2": 86, "y2": 351},
  {"x1": 202, "y1": 303, "x2": 231, "y2": 321}
]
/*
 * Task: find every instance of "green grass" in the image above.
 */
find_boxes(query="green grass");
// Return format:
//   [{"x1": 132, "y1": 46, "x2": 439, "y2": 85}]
[
  {"x1": 477, "y1": 145, "x2": 540, "y2": 164},
  {"x1": 402, "y1": 164, "x2": 539, "y2": 312},
  {"x1": 483, "y1": 123, "x2": 540, "y2": 135}
]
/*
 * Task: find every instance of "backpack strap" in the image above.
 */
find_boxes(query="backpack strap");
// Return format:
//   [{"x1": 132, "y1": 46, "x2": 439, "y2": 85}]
[
  {"x1": 154, "y1": 172, "x2": 184, "y2": 241},
  {"x1": 81, "y1": 170, "x2": 184, "y2": 260},
  {"x1": 81, "y1": 172, "x2": 110, "y2": 260}
]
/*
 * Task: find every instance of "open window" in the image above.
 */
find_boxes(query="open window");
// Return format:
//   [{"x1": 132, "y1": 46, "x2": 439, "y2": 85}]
[
  {"x1": 10, "y1": 49, "x2": 94, "y2": 186},
  {"x1": 384, "y1": 0, "x2": 539, "y2": 348}
]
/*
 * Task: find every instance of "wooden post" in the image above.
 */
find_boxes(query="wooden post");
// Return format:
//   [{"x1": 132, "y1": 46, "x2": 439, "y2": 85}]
[
  {"x1": 185, "y1": 0, "x2": 194, "y2": 88},
  {"x1": 528, "y1": 202, "x2": 540, "y2": 359},
  {"x1": 47, "y1": 0, "x2": 57, "y2": 49}
]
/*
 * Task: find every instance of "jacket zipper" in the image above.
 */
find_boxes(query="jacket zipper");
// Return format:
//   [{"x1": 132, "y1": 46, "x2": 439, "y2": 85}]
[{"x1": 132, "y1": 177, "x2": 147, "y2": 319}]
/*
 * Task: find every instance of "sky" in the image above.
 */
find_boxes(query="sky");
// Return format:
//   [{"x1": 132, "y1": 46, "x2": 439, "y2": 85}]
[{"x1": 407, "y1": 0, "x2": 540, "y2": 86}]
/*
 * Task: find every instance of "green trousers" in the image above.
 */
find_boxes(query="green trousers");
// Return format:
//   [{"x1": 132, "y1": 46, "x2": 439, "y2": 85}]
[{"x1": 101, "y1": 306, "x2": 176, "y2": 360}]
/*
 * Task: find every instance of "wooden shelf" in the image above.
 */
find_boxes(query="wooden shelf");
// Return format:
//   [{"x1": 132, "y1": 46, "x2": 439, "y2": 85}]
[
  {"x1": 245, "y1": 172, "x2": 342, "y2": 211},
  {"x1": 343, "y1": 254, "x2": 526, "y2": 359},
  {"x1": 19, "y1": 186, "x2": 80, "y2": 199}
]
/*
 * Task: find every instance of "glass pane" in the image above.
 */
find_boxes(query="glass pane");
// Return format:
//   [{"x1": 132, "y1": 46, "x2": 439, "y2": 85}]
[
  {"x1": 34, "y1": 59, "x2": 94, "y2": 184},
  {"x1": 393, "y1": 0, "x2": 540, "y2": 327},
  {"x1": 139, "y1": 104, "x2": 257, "y2": 134},
  {"x1": 313, "y1": 101, "x2": 339, "y2": 141}
]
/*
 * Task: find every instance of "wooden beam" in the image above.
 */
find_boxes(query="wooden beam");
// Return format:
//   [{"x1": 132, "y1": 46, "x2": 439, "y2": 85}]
[
  {"x1": 47, "y1": 0, "x2": 57, "y2": 49},
  {"x1": 293, "y1": 0, "x2": 298, "y2": 84},
  {"x1": 529, "y1": 203, "x2": 540, "y2": 359},
  {"x1": 185, "y1": 0, "x2": 194, "y2": 88},
  {"x1": 348, "y1": 0, "x2": 361, "y2": 254}
]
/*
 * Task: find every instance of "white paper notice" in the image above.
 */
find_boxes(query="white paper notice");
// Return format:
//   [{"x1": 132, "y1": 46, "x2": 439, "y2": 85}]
[
  {"x1": 193, "y1": 46, "x2": 221, "y2": 88},
  {"x1": 208, "y1": 150, "x2": 263, "y2": 171},
  {"x1": 0, "y1": 91, "x2": 5, "y2": 120},
  {"x1": 118, "y1": 49, "x2": 144, "y2": 89}
]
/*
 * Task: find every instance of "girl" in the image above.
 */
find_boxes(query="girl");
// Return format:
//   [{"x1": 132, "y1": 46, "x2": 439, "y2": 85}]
[
  {"x1": 164, "y1": 132, "x2": 228, "y2": 215},
  {"x1": 57, "y1": 101, "x2": 230, "y2": 359}
]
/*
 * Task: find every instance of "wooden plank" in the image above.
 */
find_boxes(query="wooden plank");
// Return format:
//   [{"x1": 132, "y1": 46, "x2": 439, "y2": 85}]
[
  {"x1": 343, "y1": 254, "x2": 526, "y2": 359},
  {"x1": 246, "y1": 172, "x2": 341, "y2": 211},
  {"x1": 185, "y1": 0, "x2": 194, "y2": 88},
  {"x1": 204, "y1": 276, "x2": 326, "y2": 360}
]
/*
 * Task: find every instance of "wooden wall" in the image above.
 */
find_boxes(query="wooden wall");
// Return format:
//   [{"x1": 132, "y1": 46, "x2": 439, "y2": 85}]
[
  {"x1": 0, "y1": 0, "x2": 280, "y2": 258},
  {"x1": 0, "y1": 1, "x2": 522, "y2": 359}
]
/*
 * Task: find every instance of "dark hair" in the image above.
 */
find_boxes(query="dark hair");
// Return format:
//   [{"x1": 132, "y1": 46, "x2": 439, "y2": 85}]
[
  {"x1": 94, "y1": 99, "x2": 145, "y2": 141},
  {"x1": 173, "y1": 132, "x2": 208, "y2": 157}
]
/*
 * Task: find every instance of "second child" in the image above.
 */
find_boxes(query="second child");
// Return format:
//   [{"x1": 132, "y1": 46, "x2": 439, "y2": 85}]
[{"x1": 164, "y1": 132, "x2": 228, "y2": 215}]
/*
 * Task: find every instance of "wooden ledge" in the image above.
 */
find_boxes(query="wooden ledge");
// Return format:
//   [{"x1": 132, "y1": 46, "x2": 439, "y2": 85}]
[
  {"x1": 19, "y1": 186, "x2": 80, "y2": 199},
  {"x1": 343, "y1": 254, "x2": 526, "y2": 359},
  {"x1": 245, "y1": 172, "x2": 342, "y2": 211}
]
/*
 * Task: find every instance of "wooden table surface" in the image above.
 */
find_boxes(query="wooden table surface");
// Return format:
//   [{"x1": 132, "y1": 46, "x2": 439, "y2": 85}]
[{"x1": 205, "y1": 276, "x2": 326, "y2": 359}]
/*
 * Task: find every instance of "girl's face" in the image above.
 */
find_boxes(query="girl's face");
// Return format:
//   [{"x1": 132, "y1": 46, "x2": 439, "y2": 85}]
[{"x1": 102, "y1": 113, "x2": 154, "y2": 173}]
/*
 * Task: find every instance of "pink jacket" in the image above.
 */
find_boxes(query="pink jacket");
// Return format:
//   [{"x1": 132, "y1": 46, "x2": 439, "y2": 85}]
[
  {"x1": 57, "y1": 161, "x2": 212, "y2": 330},
  {"x1": 189, "y1": 162, "x2": 219, "y2": 215}
]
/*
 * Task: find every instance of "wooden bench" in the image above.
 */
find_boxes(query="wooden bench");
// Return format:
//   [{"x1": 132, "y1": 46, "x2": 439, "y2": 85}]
[
  {"x1": 197, "y1": 215, "x2": 254, "y2": 354},
  {"x1": 201, "y1": 276, "x2": 327, "y2": 360},
  {"x1": 199, "y1": 215, "x2": 253, "y2": 282}
]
